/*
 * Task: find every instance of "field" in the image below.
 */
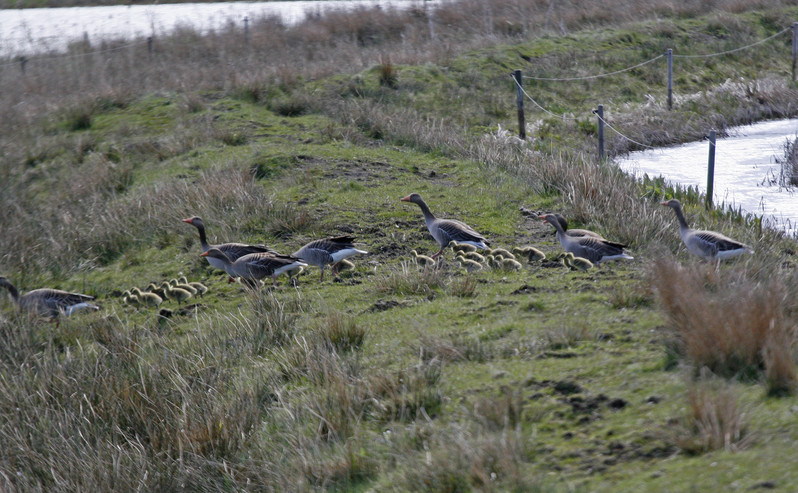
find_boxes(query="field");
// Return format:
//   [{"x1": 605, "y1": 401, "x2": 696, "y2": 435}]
[{"x1": 2, "y1": 1, "x2": 798, "y2": 491}]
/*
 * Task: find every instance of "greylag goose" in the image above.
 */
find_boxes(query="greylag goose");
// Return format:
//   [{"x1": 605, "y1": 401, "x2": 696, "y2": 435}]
[
  {"x1": 402, "y1": 193, "x2": 489, "y2": 259},
  {"x1": 131, "y1": 287, "x2": 163, "y2": 307},
  {"x1": 447, "y1": 240, "x2": 478, "y2": 254},
  {"x1": 292, "y1": 236, "x2": 367, "y2": 281},
  {"x1": 552, "y1": 213, "x2": 627, "y2": 248},
  {"x1": 539, "y1": 213, "x2": 633, "y2": 266},
  {"x1": 160, "y1": 282, "x2": 193, "y2": 305},
  {"x1": 0, "y1": 276, "x2": 99, "y2": 324},
  {"x1": 202, "y1": 248, "x2": 307, "y2": 287},
  {"x1": 456, "y1": 257, "x2": 483, "y2": 273},
  {"x1": 489, "y1": 248, "x2": 516, "y2": 260},
  {"x1": 562, "y1": 252, "x2": 594, "y2": 272},
  {"x1": 512, "y1": 246, "x2": 546, "y2": 263},
  {"x1": 183, "y1": 216, "x2": 275, "y2": 273},
  {"x1": 660, "y1": 199, "x2": 753, "y2": 261},
  {"x1": 410, "y1": 249, "x2": 437, "y2": 268}
]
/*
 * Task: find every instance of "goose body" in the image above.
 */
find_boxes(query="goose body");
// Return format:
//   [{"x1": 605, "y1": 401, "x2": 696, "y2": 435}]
[
  {"x1": 660, "y1": 199, "x2": 753, "y2": 260},
  {"x1": 539, "y1": 214, "x2": 633, "y2": 265},
  {"x1": 292, "y1": 236, "x2": 367, "y2": 280},
  {"x1": 203, "y1": 248, "x2": 307, "y2": 287},
  {"x1": 552, "y1": 213, "x2": 628, "y2": 248},
  {"x1": 183, "y1": 216, "x2": 275, "y2": 274},
  {"x1": 0, "y1": 276, "x2": 99, "y2": 323},
  {"x1": 402, "y1": 193, "x2": 489, "y2": 259}
]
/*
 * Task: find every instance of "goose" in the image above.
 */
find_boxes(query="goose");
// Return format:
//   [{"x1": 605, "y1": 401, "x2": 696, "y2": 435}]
[
  {"x1": 410, "y1": 249, "x2": 437, "y2": 268},
  {"x1": 182, "y1": 216, "x2": 275, "y2": 274},
  {"x1": 500, "y1": 258, "x2": 523, "y2": 271},
  {"x1": 486, "y1": 255, "x2": 502, "y2": 269},
  {"x1": 457, "y1": 250, "x2": 486, "y2": 263},
  {"x1": 552, "y1": 213, "x2": 627, "y2": 247},
  {"x1": 456, "y1": 257, "x2": 483, "y2": 273},
  {"x1": 447, "y1": 240, "x2": 478, "y2": 254},
  {"x1": 203, "y1": 248, "x2": 307, "y2": 287},
  {"x1": 146, "y1": 282, "x2": 167, "y2": 299},
  {"x1": 0, "y1": 276, "x2": 99, "y2": 325},
  {"x1": 160, "y1": 282, "x2": 193, "y2": 305},
  {"x1": 401, "y1": 193, "x2": 489, "y2": 259},
  {"x1": 562, "y1": 252, "x2": 594, "y2": 272},
  {"x1": 660, "y1": 199, "x2": 753, "y2": 261},
  {"x1": 123, "y1": 290, "x2": 140, "y2": 306},
  {"x1": 169, "y1": 278, "x2": 197, "y2": 295},
  {"x1": 489, "y1": 248, "x2": 516, "y2": 260},
  {"x1": 539, "y1": 213, "x2": 633, "y2": 266},
  {"x1": 131, "y1": 287, "x2": 163, "y2": 307},
  {"x1": 334, "y1": 259, "x2": 356, "y2": 275},
  {"x1": 187, "y1": 281, "x2": 208, "y2": 297},
  {"x1": 512, "y1": 246, "x2": 546, "y2": 263},
  {"x1": 292, "y1": 236, "x2": 367, "y2": 281}
]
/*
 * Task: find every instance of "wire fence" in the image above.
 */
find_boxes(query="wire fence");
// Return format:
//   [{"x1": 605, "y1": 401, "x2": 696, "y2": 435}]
[{"x1": 510, "y1": 23, "x2": 796, "y2": 153}]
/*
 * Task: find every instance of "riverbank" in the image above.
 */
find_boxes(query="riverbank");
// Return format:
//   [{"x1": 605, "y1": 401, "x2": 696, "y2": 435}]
[{"x1": 3, "y1": 1, "x2": 798, "y2": 490}]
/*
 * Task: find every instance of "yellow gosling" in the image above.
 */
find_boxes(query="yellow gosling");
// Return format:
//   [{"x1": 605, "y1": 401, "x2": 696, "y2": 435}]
[
  {"x1": 131, "y1": 287, "x2": 163, "y2": 307},
  {"x1": 500, "y1": 258, "x2": 523, "y2": 271},
  {"x1": 188, "y1": 281, "x2": 208, "y2": 297},
  {"x1": 563, "y1": 252, "x2": 594, "y2": 272},
  {"x1": 169, "y1": 278, "x2": 197, "y2": 295},
  {"x1": 489, "y1": 248, "x2": 516, "y2": 260},
  {"x1": 161, "y1": 282, "x2": 192, "y2": 305},
  {"x1": 457, "y1": 257, "x2": 483, "y2": 273},
  {"x1": 410, "y1": 249, "x2": 437, "y2": 268},
  {"x1": 447, "y1": 240, "x2": 478, "y2": 254},
  {"x1": 512, "y1": 246, "x2": 546, "y2": 263}
]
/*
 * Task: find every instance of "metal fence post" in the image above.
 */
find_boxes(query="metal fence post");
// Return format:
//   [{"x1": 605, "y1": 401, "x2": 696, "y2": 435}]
[
  {"x1": 667, "y1": 48, "x2": 673, "y2": 110},
  {"x1": 596, "y1": 104, "x2": 605, "y2": 161}
]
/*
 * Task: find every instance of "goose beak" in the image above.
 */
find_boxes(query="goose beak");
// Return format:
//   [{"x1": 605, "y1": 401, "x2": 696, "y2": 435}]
[
  {"x1": 200, "y1": 252, "x2": 209, "y2": 257},
  {"x1": 400, "y1": 195, "x2": 411, "y2": 202},
  {"x1": 659, "y1": 201, "x2": 669, "y2": 206},
  {"x1": 182, "y1": 218, "x2": 193, "y2": 223},
  {"x1": 537, "y1": 215, "x2": 549, "y2": 222}
]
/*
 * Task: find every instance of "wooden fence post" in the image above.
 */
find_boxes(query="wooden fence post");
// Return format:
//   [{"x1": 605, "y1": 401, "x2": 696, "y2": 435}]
[
  {"x1": 513, "y1": 70, "x2": 526, "y2": 140},
  {"x1": 706, "y1": 130, "x2": 716, "y2": 210},
  {"x1": 667, "y1": 48, "x2": 673, "y2": 110},
  {"x1": 596, "y1": 104, "x2": 605, "y2": 161}
]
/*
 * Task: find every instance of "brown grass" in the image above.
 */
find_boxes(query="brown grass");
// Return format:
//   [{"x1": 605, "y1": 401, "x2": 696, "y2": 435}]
[
  {"x1": 670, "y1": 383, "x2": 752, "y2": 455},
  {"x1": 651, "y1": 257, "x2": 798, "y2": 391}
]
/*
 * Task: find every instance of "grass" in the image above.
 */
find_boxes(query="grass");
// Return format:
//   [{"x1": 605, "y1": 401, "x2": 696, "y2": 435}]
[{"x1": 3, "y1": 0, "x2": 798, "y2": 491}]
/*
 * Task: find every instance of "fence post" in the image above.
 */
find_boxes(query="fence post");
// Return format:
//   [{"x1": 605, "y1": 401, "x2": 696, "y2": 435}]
[
  {"x1": 244, "y1": 16, "x2": 250, "y2": 46},
  {"x1": 513, "y1": 70, "x2": 526, "y2": 140},
  {"x1": 596, "y1": 104, "x2": 605, "y2": 161},
  {"x1": 792, "y1": 22, "x2": 797, "y2": 81},
  {"x1": 19, "y1": 56, "x2": 27, "y2": 75},
  {"x1": 147, "y1": 36, "x2": 153, "y2": 55},
  {"x1": 667, "y1": 48, "x2": 673, "y2": 110},
  {"x1": 706, "y1": 130, "x2": 716, "y2": 210}
]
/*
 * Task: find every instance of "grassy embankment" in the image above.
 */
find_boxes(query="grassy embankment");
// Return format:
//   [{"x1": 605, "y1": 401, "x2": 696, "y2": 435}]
[{"x1": 2, "y1": 1, "x2": 798, "y2": 491}]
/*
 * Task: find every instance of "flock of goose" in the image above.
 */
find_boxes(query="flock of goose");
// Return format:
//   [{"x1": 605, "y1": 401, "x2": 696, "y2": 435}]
[{"x1": 0, "y1": 193, "x2": 752, "y2": 326}]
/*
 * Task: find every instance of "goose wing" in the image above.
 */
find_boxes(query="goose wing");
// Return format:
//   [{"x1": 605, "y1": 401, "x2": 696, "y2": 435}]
[
  {"x1": 217, "y1": 242, "x2": 276, "y2": 261},
  {"x1": 434, "y1": 219, "x2": 489, "y2": 247},
  {"x1": 570, "y1": 237, "x2": 626, "y2": 263}
]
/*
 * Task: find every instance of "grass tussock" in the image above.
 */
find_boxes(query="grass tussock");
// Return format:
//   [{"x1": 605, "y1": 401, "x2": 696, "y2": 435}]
[
  {"x1": 670, "y1": 382, "x2": 752, "y2": 455},
  {"x1": 651, "y1": 257, "x2": 798, "y2": 393},
  {"x1": 375, "y1": 261, "x2": 448, "y2": 297}
]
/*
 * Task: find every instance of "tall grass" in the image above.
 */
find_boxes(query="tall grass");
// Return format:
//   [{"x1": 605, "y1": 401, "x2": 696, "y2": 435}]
[{"x1": 651, "y1": 257, "x2": 798, "y2": 393}]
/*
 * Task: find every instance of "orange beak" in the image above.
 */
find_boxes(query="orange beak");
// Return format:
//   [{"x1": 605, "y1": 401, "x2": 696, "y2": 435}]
[
  {"x1": 200, "y1": 252, "x2": 208, "y2": 257},
  {"x1": 400, "y1": 195, "x2": 411, "y2": 202},
  {"x1": 182, "y1": 218, "x2": 193, "y2": 223}
]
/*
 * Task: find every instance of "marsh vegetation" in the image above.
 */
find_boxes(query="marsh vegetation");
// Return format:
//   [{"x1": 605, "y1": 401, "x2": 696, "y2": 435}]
[{"x1": 2, "y1": 0, "x2": 798, "y2": 491}]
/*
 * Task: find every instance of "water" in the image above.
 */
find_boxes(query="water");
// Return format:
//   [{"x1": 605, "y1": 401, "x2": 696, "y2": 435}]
[
  {"x1": 0, "y1": 0, "x2": 423, "y2": 57},
  {"x1": 616, "y1": 118, "x2": 798, "y2": 235}
]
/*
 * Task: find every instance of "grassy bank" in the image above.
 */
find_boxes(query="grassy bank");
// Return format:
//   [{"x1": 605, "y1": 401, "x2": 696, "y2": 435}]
[{"x1": 2, "y1": 1, "x2": 798, "y2": 491}]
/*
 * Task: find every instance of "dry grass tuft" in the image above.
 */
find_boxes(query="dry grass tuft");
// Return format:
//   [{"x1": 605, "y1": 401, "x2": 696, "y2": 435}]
[
  {"x1": 374, "y1": 260, "x2": 448, "y2": 297},
  {"x1": 651, "y1": 257, "x2": 798, "y2": 392},
  {"x1": 670, "y1": 382, "x2": 752, "y2": 455}
]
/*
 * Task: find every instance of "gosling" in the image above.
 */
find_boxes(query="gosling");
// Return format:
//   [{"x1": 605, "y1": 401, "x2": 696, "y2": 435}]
[
  {"x1": 448, "y1": 240, "x2": 478, "y2": 254},
  {"x1": 411, "y1": 250, "x2": 437, "y2": 268},
  {"x1": 512, "y1": 246, "x2": 546, "y2": 263},
  {"x1": 457, "y1": 257, "x2": 483, "y2": 273}
]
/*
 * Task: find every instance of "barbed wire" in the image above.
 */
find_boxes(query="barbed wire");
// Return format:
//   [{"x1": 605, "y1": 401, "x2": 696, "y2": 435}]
[
  {"x1": 522, "y1": 54, "x2": 664, "y2": 81},
  {"x1": 510, "y1": 74, "x2": 578, "y2": 121},
  {"x1": 673, "y1": 26, "x2": 790, "y2": 59},
  {"x1": 593, "y1": 109, "x2": 656, "y2": 150}
]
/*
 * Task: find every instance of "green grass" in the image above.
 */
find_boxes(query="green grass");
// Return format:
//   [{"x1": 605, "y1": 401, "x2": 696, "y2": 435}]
[{"x1": 4, "y1": 2, "x2": 798, "y2": 491}]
